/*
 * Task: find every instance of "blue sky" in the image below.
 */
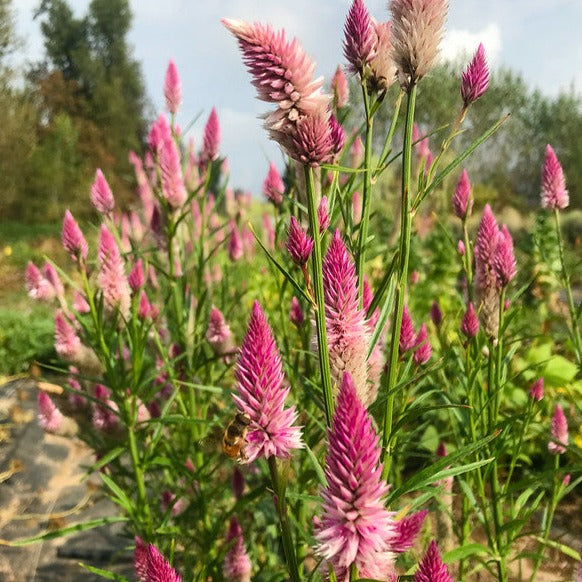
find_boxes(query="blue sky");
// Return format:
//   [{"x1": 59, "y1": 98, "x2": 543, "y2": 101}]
[{"x1": 13, "y1": 0, "x2": 582, "y2": 194}]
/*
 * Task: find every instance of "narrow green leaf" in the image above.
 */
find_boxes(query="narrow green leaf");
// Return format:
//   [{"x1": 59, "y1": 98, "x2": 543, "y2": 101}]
[
  {"x1": 530, "y1": 536, "x2": 581, "y2": 561},
  {"x1": 442, "y1": 543, "x2": 491, "y2": 563},
  {"x1": 304, "y1": 443, "x2": 326, "y2": 486},
  {"x1": 78, "y1": 563, "x2": 130, "y2": 581},
  {"x1": 99, "y1": 472, "x2": 133, "y2": 516}
]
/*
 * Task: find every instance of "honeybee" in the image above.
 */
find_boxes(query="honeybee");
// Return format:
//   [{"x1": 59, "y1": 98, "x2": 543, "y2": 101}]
[{"x1": 222, "y1": 412, "x2": 251, "y2": 463}]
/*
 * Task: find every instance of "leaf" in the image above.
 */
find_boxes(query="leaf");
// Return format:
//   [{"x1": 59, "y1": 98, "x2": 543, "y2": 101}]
[
  {"x1": 78, "y1": 563, "x2": 130, "y2": 581},
  {"x1": 530, "y1": 536, "x2": 581, "y2": 561},
  {"x1": 442, "y1": 543, "x2": 491, "y2": 563},
  {"x1": 304, "y1": 443, "x2": 326, "y2": 486},
  {"x1": 99, "y1": 472, "x2": 134, "y2": 518}
]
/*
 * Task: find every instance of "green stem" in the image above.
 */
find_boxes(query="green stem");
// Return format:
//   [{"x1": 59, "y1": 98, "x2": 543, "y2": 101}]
[
  {"x1": 304, "y1": 165, "x2": 334, "y2": 426},
  {"x1": 374, "y1": 89, "x2": 404, "y2": 178},
  {"x1": 463, "y1": 220, "x2": 473, "y2": 304},
  {"x1": 381, "y1": 84, "x2": 417, "y2": 479}
]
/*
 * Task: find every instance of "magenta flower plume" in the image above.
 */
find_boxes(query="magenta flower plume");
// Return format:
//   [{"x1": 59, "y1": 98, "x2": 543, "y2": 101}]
[
  {"x1": 97, "y1": 224, "x2": 131, "y2": 318},
  {"x1": 318, "y1": 196, "x2": 330, "y2": 231},
  {"x1": 548, "y1": 403, "x2": 568, "y2": 455},
  {"x1": 329, "y1": 114, "x2": 346, "y2": 159},
  {"x1": 286, "y1": 216, "x2": 314, "y2": 266},
  {"x1": 233, "y1": 301, "x2": 302, "y2": 462},
  {"x1": 453, "y1": 169, "x2": 472, "y2": 219},
  {"x1": 390, "y1": 0, "x2": 449, "y2": 89},
  {"x1": 529, "y1": 378, "x2": 544, "y2": 402},
  {"x1": 160, "y1": 134, "x2": 188, "y2": 209},
  {"x1": 90, "y1": 169, "x2": 115, "y2": 214},
  {"x1": 370, "y1": 20, "x2": 396, "y2": 90},
  {"x1": 414, "y1": 540, "x2": 452, "y2": 582},
  {"x1": 343, "y1": 0, "x2": 377, "y2": 75},
  {"x1": 293, "y1": 111, "x2": 336, "y2": 167},
  {"x1": 332, "y1": 65, "x2": 349, "y2": 108},
  {"x1": 223, "y1": 517, "x2": 252, "y2": 582},
  {"x1": 322, "y1": 230, "x2": 372, "y2": 404},
  {"x1": 62, "y1": 210, "x2": 88, "y2": 262},
  {"x1": 392, "y1": 509, "x2": 428, "y2": 553},
  {"x1": 164, "y1": 59, "x2": 182, "y2": 114},
  {"x1": 202, "y1": 107, "x2": 221, "y2": 163},
  {"x1": 128, "y1": 259, "x2": 146, "y2": 293},
  {"x1": 92, "y1": 384, "x2": 120, "y2": 432},
  {"x1": 228, "y1": 222, "x2": 244, "y2": 262},
  {"x1": 37, "y1": 392, "x2": 63, "y2": 433},
  {"x1": 54, "y1": 310, "x2": 82, "y2": 360},
  {"x1": 206, "y1": 306, "x2": 233, "y2": 355},
  {"x1": 430, "y1": 300, "x2": 442, "y2": 327},
  {"x1": 493, "y1": 225, "x2": 517, "y2": 288},
  {"x1": 148, "y1": 114, "x2": 172, "y2": 155},
  {"x1": 26, "y1": 262, "x2": 55, "y2": 301},
  {"x1": 457, "y1": 239, "x2": 466, "y2": 255},
  {"x1": 263, "y1": 162, "x2": 285, "y2": 205},
  {"x1": 399, "y1": 304, "x2": 416, "y2": 354},
  {"x1": 413, "y1": 323, "x2": 432, "y2": 365},
  {"x1": 289, "y1": 296, "x2": 305, "y2": 327},
  {"x1": 460, "y1": 303, "x2": 479, "y2": 339},
  {"x1": 461, "y1": 43, "x2": 489, "y2": 106},
  {"x1": 143, "y1": 543, "x2": 182, "y2": 582},
  {"x1": 314, "y1": 373, "x2": 395, "y2": 580},
  {"x1": 134, "y1": 537, "x2": 148, "y2": 582},
  {"x1": 541, "y1": 144, "x2": 569, "y2": 210}
]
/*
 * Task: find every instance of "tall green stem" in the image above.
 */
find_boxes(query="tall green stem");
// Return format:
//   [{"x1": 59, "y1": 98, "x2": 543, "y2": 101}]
[
  {"x1": 381, "y1": 85, "x2": 417, "y2": 479},
  {"x1": 304, "y1": 165, "x2": 334, "y2": 425}
]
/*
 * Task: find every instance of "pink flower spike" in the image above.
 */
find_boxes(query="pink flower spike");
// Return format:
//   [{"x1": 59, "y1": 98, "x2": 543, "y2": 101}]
[
  {"x1": 138, "y1": 290, "x2": 154, "y2": 320},
  {"x1": 62, "y1": 210, "x2": 88, "y2": 262},
  {"x1": 318, "y1": 196, "x2": 330, "y2": 232},
  {"x1": 263, "y1": 162, "x2": 285, "y2": 206},
  {"x1": 160, "y1": 135, "x2": 187, "y2": 209},
  {"x1": 293, "y1": 111, "x2": 335, "y2": 167},
  {"x1": 453, "y1": 169, "x2": 472, "y2": 220},
  {"x1": 148, "y1": 114, "x2": 172, "y2": 155},
  {"x1": 475, "y1": 204, "x2": 500, "y2": 291},
  {"x1": 541, "y1": 144, "x2": 569, "y2": 210},
  {"x1": 548, "y1": 404, "x2": 568, "y2": 455},
  {"x1": 343, "y1": 0, "x2": 377, "y2": 76},
  {"x1": 370, "y1": 20, "x2": 396, "y2": 91},
  {"x1": 399, "y1": 304, "x2": 416, "y2": 354},
  {"x1": 164, "y1": 59, "x2": 182, "y2": 114},
  {"x1": 73, "y1": 290, "x2": 90, "y2": 314},
  {"x1": 90, "y1": 169, "x2": 115, "y2": 214},
  {"x1": 228, "y1": 222, "x2": 244, "y2": 262},
  {"x1": 54, "y1": 310, "x2": 82, "y2": 360},
  {"x1": 461, "y1": 43, "x2": 489, "y2": 106},
  {"x1": 206, "y1": 306, "x2": 233, "y2": 355},
  {"x1": 128, "y1": 259, "x2": 146, "y2": 293},
  {"x1": 460, "y1": 303, "x2": 479, "y2": 339},
  {"x1": 529, "y1": 378, "x2": 544, "y2": 402},
  {"x1": 233, "y1": 301, "x2": 303, "y2": 462},
  {"x1": 430, "y1": 301, "x2": 443, "y2": 327},
  {"x1": 413, "y1": 323, "x2": 432, "y2": 365},
  {"x1": 134, "y1": 537, "x2": 148, "y2": 582},
  {"x1": 392, "y1": 509, "x2": 428, "y2": 553},
  {"x1": 314, "y1": 373, "x2": 395, "y2": 580},
  {"x1": 202, "y1": 107, "x2": 220, "y2": 163},
  {"x1": 43, "y1": 262, "x2": 64, "y2": 300},
  {"x1": 26, "y1": 262, "x2": 55, "y2": 301},
  {"x1": 332, "y1": 65, "x2": 349, "y2": 108},
  {"x1": 290, "y1": 296, "x2": 305, "y2": 328},
  {"x1": 223, "y1": 517, "x2": 252, "y2": 582},
  {"x1": 37, "y1": 392, "x2": 63, "y2": 433},
  {"x1": 145, "y1": 543, "x2": 182, "y2": 582},
  {"x1": 286, "y1": 216, "x2": 314, "y2": 266},
  {"x1": 329, "y1": 114, "x2": 346, "y2": 160},
  {"x1": 457, "y1": 239, "x2": 466, "y2": 255},
  {"x1": 414, "y1": 540, "x2": 452, "y2": 582},
  {"x1": 493, "y1": 225, "x2": 517, "y2": 288}
]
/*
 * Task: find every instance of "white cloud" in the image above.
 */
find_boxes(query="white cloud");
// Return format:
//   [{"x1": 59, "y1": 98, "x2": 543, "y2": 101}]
[{"x1": 441, "y1": 23, "x2": 502, "y2": 66}]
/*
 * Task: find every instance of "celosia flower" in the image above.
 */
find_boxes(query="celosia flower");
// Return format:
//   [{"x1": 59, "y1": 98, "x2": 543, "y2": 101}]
[
  {"x1": 148, "y1": 114, "x2": 172, "y2": 156},
  {"x1": 43, "y1": 262, "x2": 64, "y2": 300},
  {"x1": 369, "y1": 20, "x2": 396, "y2": 91},
  {"x1": 350, "y1": 134, "x2": 364, "y2": 168},
  {"x1": 138, "y1": 290, "x2": 157, "y2": 320},
  {"x1": 493, "y1": 225, "x2": 517, "y2": 288},
  {"x1": 390, "y1": 0, "x2": 449, "y2": 89},
  {"x1": 128, "y1": 259, "x2": 146, "y2": 293},
  {"x1": 286, "y1": 216, "x2": 314, "y2": 266},
  {"x1": 322, "y1": 230, "x2": 372, "y2": 404},
  {"x1": 223, "y1": 517, "x2": 252, "y2": 582},
  {"x1": 453, "y1": 169, "x2": 472, "y2": 219},
  {"x1": 329, "y1": 113, "x2": 346, "y2": 159},
  {"x1": 293, "y1": 111, "x2": 336, "y2": 167},
  {"x1": 414, "y1": 540, "x2": 452, "y2": 582},
  {"x1": 460, "y1": 303, "x2": 479, "y2": 339},
  {"x1": 413, "y1": 323, "x2": 432, "y2": 365},
  {"x1": 134, "y1": 537, "x2": 148, "y2": 582},
  {"x1": 461, "y1": 43, "x2": 489, "y2": 106},
  {"x1": 134, "y1": 540, "x2": 182, "y2": 582},
  {"x1": 202, "y1": 107, "x2": 220, "y2": 163},
  {"x1": 399, "y1": 304, "x2": 416, "y2": 354},
  {"x1": 97, "y1": 224, "x2": 131, "y2": 318},
  {"x1": 314, "y1": 373, "x2": 395, "y2": 581},
  {"x1": 161, "y1": 490, "x2": 185, "y2": 517},
  {"x1": 90, "y1": 169, "x2": 115, "y2": 214},
  {"x1": 160, "y1": 134, "x2": 187, "y2": 208},
  {"x1": 262, "y1": 213, "x2": 276, "y2": 250},
  {"x1": 73, "y1": 290, "x2": 90, "y2": 314},
  {"x1": 392, "y1": 509, "x2": 428, "y2": 553},
  {"x1": 529, "y1": 378, "x2": 544, "y2": 402},
  {"x1": 430, "y1": 300, "x2": 442, "y2": 327},
  {"x1": 457, "y1": 239, "x2": 465, "y2": 255},
  {"x1": 232, "y1": 468, "x2": 245, "y2": 500},
  {"x1": 363, "y1": 277, "x2": 383, "y2": 397},
  {"x1": 343, "y1": 0, "x2": 377, "y2": 76},
  {"x1": 289, "y1": 296, "x2": 305, "y2": 327},
  {"x1": 318, "y1": 196, "x2": 330, "y2": 231},
  {"x1": 92, "y1": 384, "x2": 120, "y2": 432},
  {"x1": 26, "y1": 262, "x2": 55, "y2": 301},
  {"x1": 352, "y1": 191, "x2": 362, "y2": 223},
  {"x1": 55, "y1": 310, "x2": 82, "y2": 360},
  {"x1": 206, "y1": 306, "x2": 233, "y2": 355},
  {"x1": 228, "y1": 222, "x2": 244, "y2": 262},
  {"x1": 62, "y1": 210, "x2": 88, "y2": 262},
  {"x1": 332, "y1": 65, "x2": 349, "y2": 108},
  {"x1": 164, "y1": 59, "x2": 182, "y2": 114},
  {"x1": 37, "y1": 392, "x2": 63, "y2": 433},
  {"x1": 263, "y1": 162, "x2": 285, "y2": 205},
  {"x1": 541, "y1": 144, "x2": 569, "y2": 210},
  {"x1": 548, "y1": 403, "x2": 568, "y2": 455},
  {"x1": 233, "y1": 301, "x2": 302, "y2": 462}
]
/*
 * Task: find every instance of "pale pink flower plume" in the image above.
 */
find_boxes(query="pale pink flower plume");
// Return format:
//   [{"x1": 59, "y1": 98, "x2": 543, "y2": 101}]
[
  {"x1": 262, "y1": 213, "x2": 276, "y2": 250},
  {"x1": 263, "y1": 162, "x2": 285, "y2": 205},
  {"x1": 72, "y1": 290, "x2": 90, "y2": 314},
  {"x1": 350, "y1": 134, "x2": 364, "y2": 168},
  {"x1": 343, "y1": 0, "x2": 377, "y2": 75},
  {"x1": 318, "y1": 196, "x2": 330, "y2": 231},
  {"x1": 138, "y1": 290, "x2": 158, "y2": 320},
  {"x1": 148, "y1": 114, "x2": 172, "y2": 156},
  {"x1": 460, "y1": 302, "x2": 479, "y2": 339},
  {"x1": 286, "y1": 216, "x2": 314, "y2": 266},
  {"x1": 322, "y1": 230, "x2": 372, "y2": 404},
  {"x1": 413, "y1": 323, "x2": 432, "y2": 365},
  {"x1": 43, "y1": 262, "x2": 64, "y2": 300},
  {"x1": 241, "y1": 225, "x2": 255, "y2": 257},
  {"x1": 128, "y1": 259, "x2": 146, "y2": 293},
  {"x1": 62, "y1": 209, "x2": 88, "y2": 262},
  {"x1": 293, "y1": 111, "x2": 337, "y2": 166},
  {"x1": 452, "y1": 169, "x2": 472, "y2": 219},
  {"x1": 370, "y1": 20, "x2": 396, "y2": 90},
  {"x1": 202, "y1": 107, "x2": 221, "y2": 163},
  {"x1": 461, "y1": 43, "x2": 489, "y2": 106},
  {"x1": 206, "y1": 306, "x2": 233, "y2": 355},
  {"x1": 37, "y1": 392, "x2": 63, "y2": 433},
  {"x1": 92, "y1": 384, "x2": 120, "y2": 432},
  {"x1": 493, "y1": 225, "x2": 517, "y2": 288},
  {"x1": 26, "y1": 262, "x2": 55, "y2": 301},
  {"x1": 457, "y1": 239, "x2": 466, "y2": 255},
  {"x1": 352, "y1": 190, "x2": 362, "y2": 223},
  {"x1": 541, "y1": 144, "x2": 569, "y2": 210},
  {"x1": 228, "y1": 222, "x2": 244, "y2": 262},
  {"x1": 164, "y1": 59, "x2": 182, "y2": 114},
  {"x1": 233, "y1": 301, "x2": 303, "y2": 462},
  {"x1": 392, "y1": 509, "x2": 428, "y2": 553},
  {"x1": 223, "y1": 517, "x2": 252, "y2": 582},
  {"x1": 399, "y1": 304, "x2": 416, "y2": 354},
  {"x1": 160, "y1": 134, "x2": 187, "y2": 208},
  {"x1": 414, "y1": 540, "x2": 452, "y2": 582},
  {"x1": 332, "y1": 65, "x2": 349, "y2": 108},
  {"x1": 54, "y1": 310, "x2": 82, "y2": 360},
  {"x1": 289, "y1": 296, "x2": 305, "y2": 327},
  {"x1": 90, "y1": 168, "x2": 115, "y2": 214},
  {"x1": 314, "y1": 373, "x2": 395, "y2": 581},
  {"x1": 548, "y1": 403, "x2": 568, "y2": 455},
  {"x1": 390, "y1": 0, "x2": 449, "y2": 89},
  {"x1": 529, "y1": 378, "x2": 544, "y2": 402}
]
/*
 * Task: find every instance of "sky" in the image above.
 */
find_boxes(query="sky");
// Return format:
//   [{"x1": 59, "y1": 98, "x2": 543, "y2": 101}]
[{"x1": 12, "y1": 0, "x2": 582, "y2": 194}]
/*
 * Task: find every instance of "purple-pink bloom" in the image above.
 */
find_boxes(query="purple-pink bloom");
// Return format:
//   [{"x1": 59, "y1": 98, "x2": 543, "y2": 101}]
[
  {"x1": 430, "y1": 300, "x2": 443, "y2": 327},
  {"x1": 399, "y1": 304, "x2": 416, "y2": 354},
  {"x1": 332, "y1": 65, "x2": 349, "y2": 108},
  {"x1": 228, "y1": 222, "x2": 244, "y2": 262},
  {"x1": 350, "y1": 134, "x2": 364, "y2": 168},
  {"x1": 289, "y1": 296, "x2": 305, "y2": 327},
  {"x1": 548, "y1": 404, "x2": 568, "y2": 455},
  {"x1": 461, "y1": 43, "x2": 489, "y2": 106},
  {"x1": 343, "y1": 0, "x2": 377, "y2": 76},
  {"x1": 318, "y1": 196, "x2": 330, "y2": 231},
  {"x1": 202, "y1": 107, "x2": 221, "y2": 163},
  {"x1": 475, "y1": 204, "x2": 500, "y2": 291},
  {"x1": 43, "y1": 262, "x2": 64, "y2": 300},
  {"x1": 541, "y1": 144, "x2": 569, "y2": 210},
  {"x1": 206, "y1": 306, "x2": 233, "y2": 355},
  {"x1": 413, "y1": 323, "x2": 432, "y2": 365},
  {"x1": 314, "y1": 373, "x2": 395, "y2": 581},
  {"x1": 26, "y1": 262, "x2": 55, "y2": 301},
  {"x1": 54, "y1": 310, "x2": 82, "y2": 361},
  {"x1": 233, "y1": 301, "x2": 302, "y2": 463},
  {"x1": 460, "y1": 303, "x2": 479, "y2": 339},
  {"x1": 164, "y1": 59, "x2": 182, "y2": 115},
  {"x1": 90, "y1": 169, "x2": 115, "y2": 214},
  {"x1": 292, "y1": 111, "x2": 336, "y2": 167},
  {"x1": 414, "y1": 540, "x2": 452, "y2": 582},
  {"x1": 457, "y1": 239, "x2": 466, "y2": 255},
  {"x1": 452, "y1": 169, "x2": 472, "y2": 220},
  {"x1": 160, "y1": 134, "x2": 187, "y2": 209},
  {"x1": 128, "y1": 259, "x2": 146, "y2": 293},
  {"x1": 322, "y1": 230, "x2": 372, "y2": 404},
  {"x1": 92, "y1": 384, "x2": 120, "y2": 432},
  {"x1": 286, "y1": 216, "x2": 314, "y2": 266},
  {"x1": 62, "y1": 210, "x2": 88, "y2": 262},
  {"x1": 529, "y1": 378, "x2": 544, "y2": 402},
  {"x1": 329, "y1": 114, "x2": 346, "y2": 160},
  {"x1": 223, "y1": 517, "x2": 252, "y2": 582},
  {"x1": 37, "y1": 392, "x2": 63, "y2": 433},
  {"x1": 493, "y1": 225, "x2": 517, "y2": 288},
  {"x1": 370, "y1": 20, "x2": 396, "y2": 90},
  {"x1": 73, "y1": 290, "x2": 90, "y2": 314},
  {"x1": 143, "y1": 543, "x2": 182, "y2": 582},
  {"x1": 392, "y1": 509, "x2": 428, "y2": 553},
  {"x1": 148, "y1": 114, "x2": 172, "y2": 156},
  {"x1": 262, "y1": 162, "x2": 285, "y2": 206}
]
